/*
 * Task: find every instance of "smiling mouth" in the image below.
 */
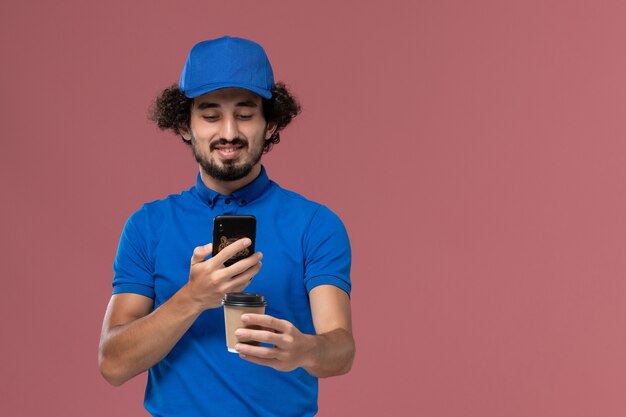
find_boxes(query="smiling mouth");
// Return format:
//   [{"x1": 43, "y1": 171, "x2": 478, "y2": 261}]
[{"x1": 213, "y1": 144, "x2": 244, "y2": 159}]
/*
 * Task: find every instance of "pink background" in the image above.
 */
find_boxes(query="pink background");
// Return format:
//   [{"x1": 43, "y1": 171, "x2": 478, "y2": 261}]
[{"x1": 2, "y1": 1, "x2": 626, "y2": 416}]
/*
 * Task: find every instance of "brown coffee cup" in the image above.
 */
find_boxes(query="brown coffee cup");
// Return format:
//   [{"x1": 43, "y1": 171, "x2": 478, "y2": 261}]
[{"x1": 222, "y1": 292, "x2": 268, "y2": 353}]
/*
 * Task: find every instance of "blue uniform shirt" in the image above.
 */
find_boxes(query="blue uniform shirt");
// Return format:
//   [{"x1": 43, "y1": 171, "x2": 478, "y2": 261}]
[{"x1": 112, "y1": 166, "x2": 351, "y2": 417}]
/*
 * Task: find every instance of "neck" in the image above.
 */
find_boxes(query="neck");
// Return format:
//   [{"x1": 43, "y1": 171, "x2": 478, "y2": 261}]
[{"x1": 199, "y1": 164, "x2": 262, "y2": 195}]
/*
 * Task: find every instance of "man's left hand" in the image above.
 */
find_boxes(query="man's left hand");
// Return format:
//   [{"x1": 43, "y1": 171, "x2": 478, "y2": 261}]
[{"x1": 234, "y1": 314, "x2": 317, "y2": 372}]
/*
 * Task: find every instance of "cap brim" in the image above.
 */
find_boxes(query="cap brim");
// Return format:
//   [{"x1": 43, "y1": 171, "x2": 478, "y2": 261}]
[{"x1": 183, "y1": 82, "x2": 272, "y2": 99}]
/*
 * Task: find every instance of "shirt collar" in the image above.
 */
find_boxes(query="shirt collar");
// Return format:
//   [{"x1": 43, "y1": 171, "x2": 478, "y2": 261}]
[{"x1": 195, "y1": 165, "x2": 271, "y2": 207}]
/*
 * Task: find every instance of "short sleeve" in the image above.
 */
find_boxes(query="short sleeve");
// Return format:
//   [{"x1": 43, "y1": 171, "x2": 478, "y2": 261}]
[
  {"x1": 303, "y1": 205, "x2": 352, "y2": 295},
  {"x1": 112, "y1": 206, "x2": 156, "y2": 298}
]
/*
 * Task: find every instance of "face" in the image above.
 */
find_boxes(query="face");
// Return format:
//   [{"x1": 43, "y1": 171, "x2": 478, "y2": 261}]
[{"x1": 183, "y1": 88, "x2": 275, "y2": 182}]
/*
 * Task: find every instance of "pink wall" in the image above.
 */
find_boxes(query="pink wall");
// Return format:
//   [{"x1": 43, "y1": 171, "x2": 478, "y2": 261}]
[{"x1": 2, "y1": 1, "x2": 626, "y2": 416}]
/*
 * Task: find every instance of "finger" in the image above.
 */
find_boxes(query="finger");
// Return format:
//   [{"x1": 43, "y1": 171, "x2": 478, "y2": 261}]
[
  {"x1": 223, "y1": 251, "x2": 263, "y2": 277},
  {"x1": 226, "y1": 263, "x2": 262, "y2": 292},
  {"x1": 238, "y1": 353, "x2": 277, "y2": 369},
  {"x1": 235, "y1": 327, "x2": 281, "y2": 345},
  {"x1": 212, "y1": 238, "x2": 252, "y2": 266},
  {"x1": 235, "y1": 343, "x2": 278, "y2": 359},
  {"x1": 190, "y1": 243, "x2": 212, "y2": 265},
  {"x1": 241, "y1": 314, "x2": 289, "y2": 333}
]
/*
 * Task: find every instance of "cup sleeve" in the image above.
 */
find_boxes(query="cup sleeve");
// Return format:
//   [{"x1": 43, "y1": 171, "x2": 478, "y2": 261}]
[
  {"x1": 111, "y1": 208, "x2": 156, "y2": 299},
  {"x1": 303, "y1": 205, "x2": 352, "y2": 296}
]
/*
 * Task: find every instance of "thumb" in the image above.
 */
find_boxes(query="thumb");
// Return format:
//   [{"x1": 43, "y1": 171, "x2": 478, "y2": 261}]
[{"x1": 191, "y1": 243, "x2": 212, "y2": 265}]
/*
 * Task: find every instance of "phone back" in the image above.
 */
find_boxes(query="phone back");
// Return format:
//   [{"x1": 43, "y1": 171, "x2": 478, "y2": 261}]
[{"x1": 212, "y1": 215, "x2": 256, "y2": 266}]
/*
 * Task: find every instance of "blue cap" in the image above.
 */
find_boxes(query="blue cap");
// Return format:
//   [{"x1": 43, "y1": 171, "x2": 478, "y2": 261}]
[{"x1": 179, "y1": 36, "x2": 274, "y2": 99}]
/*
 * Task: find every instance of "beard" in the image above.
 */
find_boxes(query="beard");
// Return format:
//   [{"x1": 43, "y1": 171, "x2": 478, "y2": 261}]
[{"x1": 191, "y1": 135, "x2": 265, "y2": 182}]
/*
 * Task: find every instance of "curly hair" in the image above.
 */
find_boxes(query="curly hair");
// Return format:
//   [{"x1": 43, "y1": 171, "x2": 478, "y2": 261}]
[{"x1": 149, "y1": 82, "x2": 301, "y2": 153}]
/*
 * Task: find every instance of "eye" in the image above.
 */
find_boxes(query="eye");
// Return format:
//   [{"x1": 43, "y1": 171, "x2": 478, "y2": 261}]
[
  {"x1": 203, "y1": 115, "x2": 219, "y2": 121},
  {"x1": 238, "y1": 114, "x2": 253, "y2": 120}
]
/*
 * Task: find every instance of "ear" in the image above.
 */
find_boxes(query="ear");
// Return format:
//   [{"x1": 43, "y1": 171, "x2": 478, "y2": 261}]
[
  {"x1": 264, "y1": 123, "x2": 278, "y2": 140},
  {"x1": 179, "y1": 126, "x2": 192, "y2": 141}
]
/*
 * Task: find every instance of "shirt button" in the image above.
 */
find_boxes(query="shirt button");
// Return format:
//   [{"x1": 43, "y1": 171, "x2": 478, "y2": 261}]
[
  {"x1": 225, "y1": 198, "x2": 231, "y2": 204},
  {"x1": 241, "y1": 199, "x2": 247, "y2": 205}
]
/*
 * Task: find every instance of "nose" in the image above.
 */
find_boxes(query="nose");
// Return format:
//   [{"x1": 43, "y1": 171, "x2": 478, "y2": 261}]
[{"x1": 220, "y1": 115, "x2": 240, "y2": 141}]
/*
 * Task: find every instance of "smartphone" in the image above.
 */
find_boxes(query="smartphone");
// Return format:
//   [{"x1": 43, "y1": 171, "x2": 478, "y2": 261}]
[{"x1": 212, "y1": 215, "x2": 256, "y2": 267}]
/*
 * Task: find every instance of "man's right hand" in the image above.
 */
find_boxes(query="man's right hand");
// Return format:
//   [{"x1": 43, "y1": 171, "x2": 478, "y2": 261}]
[
  {"x1": 185, "y1": 238, "x2": 263, "y2": 311},
  {"x1": 99, "y1": 237, "x2": 262, "y2": 386}
]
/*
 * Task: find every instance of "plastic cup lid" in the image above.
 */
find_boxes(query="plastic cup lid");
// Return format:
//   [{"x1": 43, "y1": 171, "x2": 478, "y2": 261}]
[{"x1": 222, "y1": 292, "x2": 267, "y2": 307}]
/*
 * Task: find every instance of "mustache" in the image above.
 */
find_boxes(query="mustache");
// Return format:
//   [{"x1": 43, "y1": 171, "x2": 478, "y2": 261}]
[{"x1": 209, "y1": 138, "x2": 248, "y2": 150}]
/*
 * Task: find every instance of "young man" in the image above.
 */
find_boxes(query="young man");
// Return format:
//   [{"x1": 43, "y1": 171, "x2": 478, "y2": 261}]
[{"x1": 99, "y1": 36, "x2": 354, "y2": 417}]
